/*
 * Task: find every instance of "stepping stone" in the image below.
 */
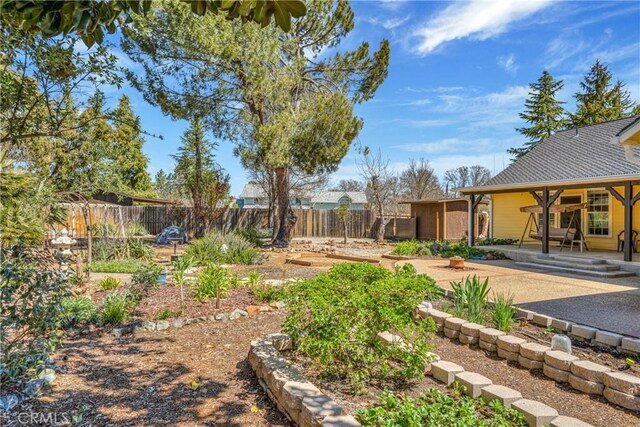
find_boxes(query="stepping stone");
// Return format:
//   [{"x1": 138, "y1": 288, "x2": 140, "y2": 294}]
[
  {"x1": 568, "y1": 374, "x2": 604, "y2": 395},
  {"x1": 603, "y1": 386, "x2": 640, "y2": 411},
  {"x1": 549, "y1": 415, "x2": 594, "y2": 427},
  {"x1": 570, "y1": 360, "x2": 610, "y2": 383},
  {"x1": 497, "y1": 335, "x2": 526, "y2": 353},
  {"x1": 519, "y1": 342, "x2": 550, "y2": 361},
  {"x1": 480, "y1": 384, "x2": 522, "y2": 408},
  {"x1": 603, "y1": 371, "x2": 640, "y2": 396},
  {"x1": 511, "y1": 399, "x2": 559, "y2": 427},
  {"x1": 544, "y1": 350, "x2": 578, "y2": 371},
  {"x1": 454, "y1": 371, "x2": 492, "y2": 398},
  {"x1": 430, "y1": 360, "x2": 464, "y2": 385}
]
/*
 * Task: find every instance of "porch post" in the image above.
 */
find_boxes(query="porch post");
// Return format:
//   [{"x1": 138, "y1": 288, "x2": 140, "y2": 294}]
[
  {"x1": 468, "y1": 193, "x2": 475, "y2": 247},
  {"x1": 623, "y1": 181, "x2": 633, "y2": 262},
  {"x1": 542, "y1": 187, "x2": 550, "y2": 254}
]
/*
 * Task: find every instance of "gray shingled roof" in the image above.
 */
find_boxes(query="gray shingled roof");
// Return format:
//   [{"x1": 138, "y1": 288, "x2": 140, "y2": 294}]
[{"x1": 469, "y1": 115, "x2": 640, "y2": 191}]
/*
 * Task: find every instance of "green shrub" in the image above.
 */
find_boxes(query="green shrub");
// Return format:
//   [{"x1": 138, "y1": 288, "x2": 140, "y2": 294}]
[
  {"x1": 98, "y1": 276, "x2": 121, "y2": 290},
  {"x1": 1, "y1": 247, "x2": 71, "y2": 383},
  {"x1": 356, "y1": 389, "x2": 527, "y2": 427},
  {"x1": 283, "y1": 263, "x2": 442, "y2": 392},
  {"x1": 155, "y1": 307, "x2": 182, "y2": 320},
  {"x1": 193, "y1": 263, "x2": 230, "y2": 304},
  {"x1": 92, "y1": 238, "x2": 154, "y2": 261},
  {"x1": 100, "y1": 291, "x2": 137, "y2": 325},
  {"x1": 126, "y1": 223, "x2": 149, "y2": 237},
  {"x1": 492, "y1": 291, "x2": 517, "y2": 332},
  {"x1": 477, "y1": 238, "x2": 518, "y2": 246},
  {"x1": 131, "y1": 263, "x2": 164, "y2": 287},
  {"x1": 232, "y1": 227, "x2": 269, "y2": 247},
  {"x1": 86, "y1": 259, "x2": 144, "y2": 274},
  {"x1": 450, "y1": 275, "x2": 490, "y2": 324},
  {"x1": 59, "y1": 297, "x2": 97, "y2": 326},
  {"x1": 91, "y1": 221, "x2": 116, "y2": 237},
  {"x1": 247, "y1": 270, "x2": 263, "y2": 287},
  {"x1": 186, "y1": 232, "x2": 261, "y2": 265},
  {"x1": 251, "y1": 282, "x2": 290, "y2": 303},
  {"x1": 392, "y1": 240, "x2": 430, "y2": 256}
]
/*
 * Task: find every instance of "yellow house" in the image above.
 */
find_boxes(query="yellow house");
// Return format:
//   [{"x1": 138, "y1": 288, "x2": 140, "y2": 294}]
[{"x1": 460, "y1": 115, "x2": 640, "y2": 263}]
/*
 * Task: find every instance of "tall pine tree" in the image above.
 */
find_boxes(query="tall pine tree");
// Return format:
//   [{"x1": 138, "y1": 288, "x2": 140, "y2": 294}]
[
  {"x1": 571, "y1": 60, "x2": 636, "y2": 126},
  {"x1": 508, "y1": 71, "x2": 568, "y2": 159}
]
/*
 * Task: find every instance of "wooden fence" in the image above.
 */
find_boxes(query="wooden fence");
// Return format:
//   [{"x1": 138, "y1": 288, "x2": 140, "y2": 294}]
[{"x1": 63, "y1": 206, "x2": 378, "y2": 239}]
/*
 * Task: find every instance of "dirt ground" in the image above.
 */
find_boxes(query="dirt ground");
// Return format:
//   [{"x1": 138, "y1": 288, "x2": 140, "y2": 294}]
[{"x1": 6, "y1": 312, "x2": 291, "y2": 427}]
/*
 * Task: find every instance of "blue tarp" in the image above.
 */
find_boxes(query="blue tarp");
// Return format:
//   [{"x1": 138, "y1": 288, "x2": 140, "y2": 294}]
[{"x1": 156, "y1": 226, "x2": 188, "y2": 245}]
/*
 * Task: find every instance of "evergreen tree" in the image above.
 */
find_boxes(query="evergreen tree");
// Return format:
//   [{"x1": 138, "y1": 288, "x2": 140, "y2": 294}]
[
  {"x1": 571, "y1": 60, "x2": 636, "y2": 126},
  {"x1": 172, "y1": 118, "x2": 230, "y2": 237},
  {"x1": 110, "y1": 95, "x2": 152, "y2": 193},
  {"x1": 508, "y1": 71, "x2": 568, "y2": 159}
]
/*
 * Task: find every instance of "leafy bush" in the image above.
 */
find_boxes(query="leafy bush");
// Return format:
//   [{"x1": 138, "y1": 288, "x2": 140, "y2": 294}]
[
  {"x1": 99, "y1": 276, "x2": 121, "y2": 290},
  {"x1": 86, "y1": 259, "x2": 145, "y2": 274},
  {"x1": 1, "y1": 247, "x2": 71, "y2": 383},
  {"x1": 451, "y1": 275, "x2": 490, "y2": 324},
  {"x1": 126, "y1": 223, "x2": 149, "y2": 237},
  {"x1": 91, "y1": 221, "x2": 116, "y2": 237},
  {"x1": 492, "y1": 291, "x2": 517, "y2": 332},
  {"x1": 193, "y1": 263, "x2": 230, "y2": 304},
  {"x1": 283, "y1": 263, "x2": 442, "y2": 392},
  {"x1": 131, "y1": 263, "x2": 164, "y2": 287},
  {"x1": 100, "y1": 291, "x2": 137, "y2": 325},
  {"x1": 477, "y1": 238, "x2": 518, "y2": 246},
  {"x1": 392, "y1": 240, "x2": 431, "y2": 256},
  {"x1": 232, "y1": 227, "x2": 270, "y2": 247},
  {"x1": 59, "y1": 297, "x2": 97, "y2": 327},
  {"x1": 92, "y1": 238, "x2": 154, "y2": 261},
  {"x1": 186, "y1": 232, "x2": 261, "y2": 265},
  {"x1": 155, "y1": 307, "x2": 182, "y2": 320},
  {"x1": 251, "y1": 282, "x2": 291, "y2": 303},
  {"x1": 356, "y1": 389, "x2": 527, "y2": 427}
]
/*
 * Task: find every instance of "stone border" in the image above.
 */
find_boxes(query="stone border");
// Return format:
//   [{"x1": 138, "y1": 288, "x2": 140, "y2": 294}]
[
  {"x1": 0, "y1": 369, "x2": 56, "y2": 412},
  {"x1": 248, "y1": 334, "x2": 360, "y2": 427},
  {"x1": 418, "y1": 305, "x2": 640, "y2": 412}
]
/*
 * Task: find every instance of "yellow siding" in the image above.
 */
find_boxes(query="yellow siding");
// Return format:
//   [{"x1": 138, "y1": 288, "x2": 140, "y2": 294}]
[{"x1": 491, "y1": 186, "x2": 640, "y2": 251}]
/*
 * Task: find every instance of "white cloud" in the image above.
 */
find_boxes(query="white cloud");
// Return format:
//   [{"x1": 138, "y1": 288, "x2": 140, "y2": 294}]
[
  {"x1": 497, "y1": 53, "x2": 519, "y2": 75},
  {"x1": 411, "y1": 0, "x2": 552, "y2": 55},
  {"x1": 379, "y1": 0, "x2": 408, "y2": 11},
  {"x1": 407, "y1": 119, "x2": 451, "y2": 128},
  {"x1": 382, "y1": 16, "x2": 410, "y2": 30}
]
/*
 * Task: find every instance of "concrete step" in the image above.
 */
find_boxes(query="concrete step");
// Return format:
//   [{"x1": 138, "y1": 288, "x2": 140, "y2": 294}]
[
  {"x1": 546, "y1": 254, "x2": 607, "y2": 265},
  {"x1": 532, "y1": 257, "x2": 620, "y2": 272},
  {"x1": 515, "y1": 262, "x2": 636, "y2": 279}
]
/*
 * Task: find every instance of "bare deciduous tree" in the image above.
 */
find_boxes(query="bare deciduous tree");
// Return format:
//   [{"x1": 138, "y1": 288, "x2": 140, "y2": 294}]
[
  {"x1": 400, "y1": 158, "x2": 442, "y2": 200},
  {"x1": 358, "y1": 148, "x2": 395, "y2": 242},
  {"x1": 443, "y1": 165, "x2": 491, "y2": 197},
  {"x1": 333, "y1": 179, "x2": 364, "y2": 192}
]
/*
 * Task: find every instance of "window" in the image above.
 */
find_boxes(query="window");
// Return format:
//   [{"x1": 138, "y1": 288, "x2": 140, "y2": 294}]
[{"x1": 586, "y1": 190, "x2": 609, "y2": 236}]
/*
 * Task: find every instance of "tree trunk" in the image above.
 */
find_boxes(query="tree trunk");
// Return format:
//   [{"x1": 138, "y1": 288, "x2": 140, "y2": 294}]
[
  {"x1": 375, "y1": 205, "x2": 385, "y2": 243},
  {"x1": 273, "y1": 167, "x2": 296, "y2": 247},
  {"x1": 343, "y1": 222, "x2": 348, "y2": 244}
]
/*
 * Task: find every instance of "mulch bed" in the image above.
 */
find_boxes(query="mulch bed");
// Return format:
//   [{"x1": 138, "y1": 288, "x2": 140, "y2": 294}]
[{"x1": 6, "y1": 312, "x2": 292, "y2": 427}]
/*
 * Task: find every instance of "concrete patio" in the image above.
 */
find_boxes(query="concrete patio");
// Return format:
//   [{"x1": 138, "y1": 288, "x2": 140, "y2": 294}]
[{"x1": 400, "y1": 258, "x2": 640, "y2": 338}]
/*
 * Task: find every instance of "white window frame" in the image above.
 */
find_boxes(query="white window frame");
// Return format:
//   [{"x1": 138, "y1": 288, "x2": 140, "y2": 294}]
[{"x1": 584, "y1": 188, "x2": 612, "y2": 238}]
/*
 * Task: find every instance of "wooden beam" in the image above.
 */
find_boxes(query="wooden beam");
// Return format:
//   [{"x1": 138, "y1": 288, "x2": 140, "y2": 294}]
[
  {"x1": 468, "y1": 193, "x2": 476, "y2": 246},
  {"x1": 623, "y1": 182, "x2": 633, "y2": 262},
  {"x1": 632, "y1": 189, "x2": 640, "y2": 206},
  {"x1": 325, "y1": 254, "x2": 381, "y2": 264},
  {"x1": 542, "y1": 188, "x2": 550, "y2": 254},
  {"x1": 530, "y1": 191, "x2": 543, "y2": 206},
  {"x1": 463, "y1": 179, "x2": 640, "y2": 195},
  {"x1": 548, "y1": 189, "x2": 564, "y2": 206},
  {"x1": 472, "y1": 194, "x2": 485, "y2": 210},
  {"x1": 606, "y1": 186, "x2": 624, "y2": 204},
  {"x1": 285, "y1": 258, "x2": 313, "y2": 266}
]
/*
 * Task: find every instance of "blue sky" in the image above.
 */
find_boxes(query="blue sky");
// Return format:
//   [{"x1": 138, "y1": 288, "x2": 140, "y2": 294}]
[{"x1": 104, "y1": 0, "x2": 640, "y2": 196}]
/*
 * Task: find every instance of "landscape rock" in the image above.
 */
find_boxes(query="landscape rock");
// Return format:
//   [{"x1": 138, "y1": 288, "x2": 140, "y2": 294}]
[
  {"x1": 568, "y1": 373, "x2": 604, "y2": 395},
  {"x1": 511, "y1": 399, "x2": 559, "y2": 427},
  {"x1": 156, "y1": 320, "x2": 170, "y2": 331},
  {"x1": 570, "y1": 360, "x2": 610, "y2": 383},
  {"x1": 246, "y1": 305, "x2": 262, "y2": 316},
  {"x1": 459, "y1": 333, "x2": 478, "y2": 345},
  {"x1": 481, "y1": 384, "x2": 522, "y2": 408},
  {"x1": 0, "y1": 394, "x2": 21, "y2": 412},
  {"x1": 602, "y1": 371, "x2": 640, "y2": 396},
  {"x1": 515, "y1": 308, "x2": 535, "y2": 321},
  {"x1": 38, "y1": 368, "x2": 56, "y2": 385},
  {"x1": 23, "y1": 378, "x2": 45, "y2": 397},
  {"x1": 215, "y1": 313, "x2": 230, "y2": 321},
  {"x1": 230, "y1": 309, "x2": 248, "y2": 320},
  {"x1": 603, "y1": 386, "x2": 640, "y2": 411},
  {"x1": 172, "y1": 318, "x2": 185, "y2": 329},
  {"x1": 269, "y1": 333, "x2": 293, "y2": 351}
]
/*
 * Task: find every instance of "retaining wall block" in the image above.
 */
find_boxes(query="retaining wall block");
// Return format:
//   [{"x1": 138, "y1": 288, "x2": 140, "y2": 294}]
[
  {"x1": 497, "y1": 347, "x2": 520, "y2": 362},
  {"x1": 479, "y1": 340, "x2": 497, "y2": 352},
  {"x1": 543, "y1": 364, "x2": 570, "y2": 383},
  {"x1": 454, "y1": 371, "x2": 492, "y2": 398},
  {"x1": 570, "y1": 360, "x2": 610, "y2": 383},
  {"x1": 460, "y1": 322, "x2": 484, "y2": 338},
  {"x1": 282, "y1": 381, "x2": 324, "y2": 423},
  {"x1": 459, "y1": 333, "x2": 478, "y2": 345},
  {"x1": 519, "y1": 342, "x2": 550, "y2": 361},
  {"x1": 569, "y1": 325, "x2": 597, "y2": 341},
  {"x1": 593, "y1": 331, "x2": 623, "y2": 348},
  {"x1": 430, "y1": 360, "x2": 464, "y2": 386},
  {"x1": 428, "y1": 309, "x2": 452, "y2": 329},
  {"x1": 518, "y1": 355, "x2": 543, "y2": 370},
  {"x1": 619, "y1": 337, "x2": 640, "y2": 355},
  {"x1": 568, "y1": 374, "x2": 604, "y2": 395},
  {"x1": 416, "y1": 306, "x2": 429, "y2": 319},
  {"x1": 300, "y1": 394, "x2": 342, "y2": 427},
  {"x1": 550, "y1": 319, "x2": 573, "y2": 332},
  {"x1": 480, "y1": 384, "x2": 522, "y2": 408},
  {"x1": 479, "y1": 328, "x2": 505, "y2": 344},
  {"x1": 443, "y1": 327, "x2": 460, "y2": 339},
  {"x1": 603, "y1": 386, "x2": 640, "y2": 411},
  {"x1": 602, "y1": 371, "x2": 640, "y2": 396},
  {"x1": 543, "y1": 350, "x2": 578, "y2": 372},
  {"x1": 549, "y1": 415, "x2": 594, "y2": 427},
  {"x1": 531, "y1": 313, "x2": 553, "y2": 327},
  {"x1": 322, "y1": 415, "x2": 361, "y2": 427},
  {"x1": 515, "y1": 308, "x2": 535, "y2": 321},
  {"x1": 497, "y1": 335, "x2": 527, "y2": 353},
  {"x1": 511, "y1": 399, "x2": 559, "y2": 427},
  {"x1": 444, "y1": 317, "x2": 467, "y2": 331}
]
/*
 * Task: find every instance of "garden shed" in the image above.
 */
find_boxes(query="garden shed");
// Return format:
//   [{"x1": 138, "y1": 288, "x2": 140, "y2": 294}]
[{"x1": 401, "y1": 198, "x2": 488, "y2": 242}]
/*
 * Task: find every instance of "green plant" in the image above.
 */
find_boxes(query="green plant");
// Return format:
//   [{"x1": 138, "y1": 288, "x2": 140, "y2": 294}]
[
  {"x1": 85, "y1": 259, "x2": 145, "y2": 274},
  {"x1": 186, "y1": 232, "x2": 262, "y2": 265},
  {"x1": 155, "y1": 307, "x2": 182, "y2": 320},
  {"x1": 251, "y1": 282, "x2": 290, "y2": 303},
  {"x1": 100, "y1": 291, "x2": 137, "y2": 325},
  {"x1": 392, "y1": 240, "x2": 431, "y2": 256},
  {"x1": 356, "y1": 389, "x2": 528, "y2": 427},
  {"x1": 172, "y1": 256, "x2": 195, "y2": 308},
  {"x1": 624, "y1": 358, "x2": 636, "y2": 369},
  {"x1": 59, "y1": 297, "x2": 97, "y2": 327},
  {"x1": 1, "y1": 247, "x2": 71, "y2": 383},
  {"x1": 283, "y1": 263, "x2": 443, "y2": 393},
  {"x1": 193, "y1": 263, "x2": 230, "y2": 306},
  {"x1": 232, "y1": 227, "x2": 268, "y2": 247},
  {"x1": 131, "y1": 263, "x2": 164, "y2": 287},
  {"x1": 126, "y1": 223, "x2": 149, "y2": 237},
  {"x1": 477, "y1": 238, "x2": 518, "y2": 246},
  {"x1": 98, "y1": 276, "x2": 121, "y2": 290},
  {"x1": 91, "y1": 221, "x2": 116, "y2": 237},
  {"x1": 247, "y1": 270, "x2": 263, "y2": 287},
  {"x1": 92, "y1": 238, "x2": 154, "y2": 261},
  {"x1": 450, "y1": 275, "x2": 490, "y2": 324},
  {"x1": 492, "y1": 291, "x2": 517, "y2": 332}
]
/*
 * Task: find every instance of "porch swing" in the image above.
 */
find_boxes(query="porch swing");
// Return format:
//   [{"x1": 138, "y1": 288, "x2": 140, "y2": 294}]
[{"x1": 518, "y1": 203, "x2": 588, "y2": 251}]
